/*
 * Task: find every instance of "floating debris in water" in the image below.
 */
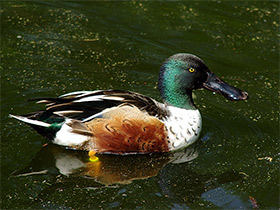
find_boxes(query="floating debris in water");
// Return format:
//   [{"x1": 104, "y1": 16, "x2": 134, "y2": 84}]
[
  {"x1": 257, "y1": 156, "x2": 272, "y2": 162},
  {"x1": 249, "y1": 196, "x2": 259, "y2": 209}
]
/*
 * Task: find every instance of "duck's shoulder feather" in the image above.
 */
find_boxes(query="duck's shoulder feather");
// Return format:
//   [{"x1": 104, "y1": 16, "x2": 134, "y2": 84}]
[{"x1": 32, "y1": 89, "x2": 169, "y2": 121}]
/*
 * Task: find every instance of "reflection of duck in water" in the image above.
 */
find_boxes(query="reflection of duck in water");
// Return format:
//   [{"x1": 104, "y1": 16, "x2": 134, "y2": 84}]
[
  {"x1": 10, "y1": 54, "x2": 248, "y2": 155},
  {"x1": 83, "y1": 143, "x2": 199, "y2": 185},
  {"x1": 14, "y1": 143, "x2": 199, "y2": 185},
  {"x1": 13, "y1": 143, "x2": 246, "y2": 208}
]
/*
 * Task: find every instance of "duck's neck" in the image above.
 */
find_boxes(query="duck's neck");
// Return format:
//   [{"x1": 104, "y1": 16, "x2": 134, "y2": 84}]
[
  {"x1": 161, "y1": 88, "x2": 196, "y2": 110},
  {"x1": 158, "y1": 64, "x2": 196, "y2": 110}
]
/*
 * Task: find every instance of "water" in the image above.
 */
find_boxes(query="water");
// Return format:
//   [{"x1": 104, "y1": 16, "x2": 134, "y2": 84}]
[{"x1": 1, "y1": 1, "x2": 279, "y2": 209}]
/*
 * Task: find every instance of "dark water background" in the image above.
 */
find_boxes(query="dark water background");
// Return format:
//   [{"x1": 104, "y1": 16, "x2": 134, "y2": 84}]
[{"x1": 1, "y1": 1, "x2": 279, "y2": 209}]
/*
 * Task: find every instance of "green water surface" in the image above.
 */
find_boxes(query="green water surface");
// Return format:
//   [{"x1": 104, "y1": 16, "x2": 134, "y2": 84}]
[{"x1": 1, "y1": 1, "x2": 279, "y2": 209}]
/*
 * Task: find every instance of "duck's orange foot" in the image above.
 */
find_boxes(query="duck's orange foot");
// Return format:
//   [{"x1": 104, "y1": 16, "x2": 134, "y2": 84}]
[{"x1": 88, "y1": 150, "x2": 99, "y2": 162}]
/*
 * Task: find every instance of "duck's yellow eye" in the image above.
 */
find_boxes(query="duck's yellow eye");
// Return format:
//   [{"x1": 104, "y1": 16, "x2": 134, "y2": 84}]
[{"x1": 189, "y1": 68, "x2": 195, "y2": 73}]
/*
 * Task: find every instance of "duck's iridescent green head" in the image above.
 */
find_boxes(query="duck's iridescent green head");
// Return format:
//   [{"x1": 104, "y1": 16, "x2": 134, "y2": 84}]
[{"x1": 158, "y1": 53, "x2": 248, "y2": 109}]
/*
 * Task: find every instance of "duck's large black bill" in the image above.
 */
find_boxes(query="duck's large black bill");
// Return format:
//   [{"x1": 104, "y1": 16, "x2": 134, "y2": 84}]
[{"x1": 202, "y1": 72, "x2": 248, "y2": 101}]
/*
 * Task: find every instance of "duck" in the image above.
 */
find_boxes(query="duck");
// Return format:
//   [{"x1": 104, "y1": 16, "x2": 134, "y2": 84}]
[{"x1": 10, "y1": 53, "x2": 248, "y2": 155}]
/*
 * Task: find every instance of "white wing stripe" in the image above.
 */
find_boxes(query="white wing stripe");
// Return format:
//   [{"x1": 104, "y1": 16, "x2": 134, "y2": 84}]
[
  {"x1": 73, "y1": 95, "x2": 124, "y2": 103},
  {"x1": 73, "y1": 96, "x2": 104, "y2": 103},
  {"x1": 9, "y1": 114, "x2": 51, "y2": 127},
  {"x1": 59, "y1": 91, "x2": 98, "y2": 98},
  {"x1": 82, "y1": 108, "x2": 112, "y2": 122},
  {"x1": 102, "y1": 96, "x2": 124, "y2": 101}
]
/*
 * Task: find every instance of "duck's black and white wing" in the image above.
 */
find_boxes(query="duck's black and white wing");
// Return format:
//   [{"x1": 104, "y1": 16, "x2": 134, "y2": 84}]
[{"x1": 33, "y1": 89, "x2": 168, "y2": 121}]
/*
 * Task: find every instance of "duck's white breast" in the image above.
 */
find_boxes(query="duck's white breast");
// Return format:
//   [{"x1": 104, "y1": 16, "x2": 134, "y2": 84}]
[{"x1": 162, "y1": 106, "x2": 202, "y2": 151}]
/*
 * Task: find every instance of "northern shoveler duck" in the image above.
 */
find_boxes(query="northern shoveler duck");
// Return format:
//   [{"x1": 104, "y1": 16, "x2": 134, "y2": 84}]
[{"x1": 10, "y1": 53, "x2": 248, "y2": 155}]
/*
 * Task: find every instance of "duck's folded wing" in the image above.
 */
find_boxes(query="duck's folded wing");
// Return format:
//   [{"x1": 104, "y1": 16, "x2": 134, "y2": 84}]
[{"x1": 31, "y1": 90, "x2": 168, "y2": 121}]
